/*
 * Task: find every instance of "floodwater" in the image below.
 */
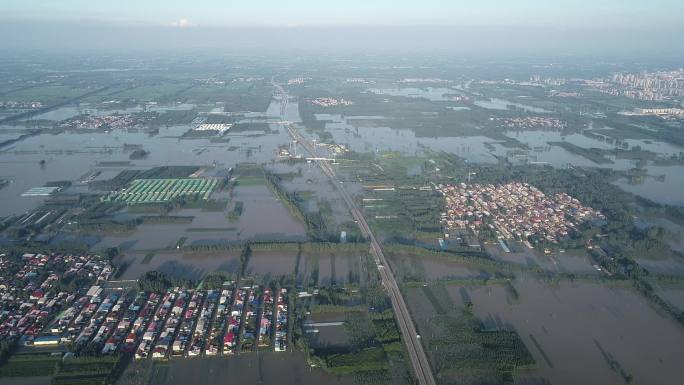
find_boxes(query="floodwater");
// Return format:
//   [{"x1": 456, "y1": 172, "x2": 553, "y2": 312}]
[
  {"x1": 655, "y1": 288, "x2": 684, "y2": 311},
  {"x1": 448, "y1": 280, "x2": 684, "y2": 385},
  {"x1": 0, "y1": 98, "x2": 293, "y2": 216},
  {"x1": 245, "y1": 250, "x2": 299, "y2": 279},
  {"x1": 615, "y1": 165, "x2": 684, "y2": 206},
  {"x1": 388, "y1": 252, "x2": 490, "y2": 282},
  {"x1": 267, "y1": 95, "x2": 302, "y2": 123},
  {"x1": 0, "y1": 131, "x2": 24, "y2": 142},
  {"x1": 116, "y1": 251, "x2": 241, "y2": 281},
  {"x1": 368, "y1": 87, "x2": 464, "y2": 102},
  {"x1": 505, "y1": 130, "x2": 636, "y2": 170},
  {"x1": 635, "y1": 216, "x2": 684, "y2": 253},
  {"x1": 309, "y1": 114, "x2": 684, "y2": 206},
  {"x1": 623, "y1": 138, "x2": 684, "y2": 156},
  {"x1": 474, "y1": 98, "x2": 551, "y2": 113},
  {"x1": 307, "y1": 324, "x2": 349, "y2": 348},
  {"x1": 304, "y1": 313, "x2": 350, "y2": 349},
  {"x1": 147, "y1": 103, "x2": 195, "y2": 112},
  {"x1": 313, "y1": 113, "x2": 508, "y2": 163},
  {"x1": 272, "y1": 162, "x2": 354, "y2": 226},
  {"x1": 298, "y1": 252, "x2": 359, "y2": 286},
  {"x1": 156, "y1": 352, "x2": 354, "y2": 385},
  {"x1": 0, "y1": 377, "x2": 51, "y2": 385},
  {"x1": 96, "y1": 185, "x2": 307, "y2": 252},
  {"x1": 505, "y1": 130, "x2": 684, "y2": 206},
  {"x1": 32, "y1": 106, "x2": 82, "y2": 121},
  {"x1": 231, "y1": 185, "x2": 307, "y2": 241},
  {"x1": 485, "y1": 242, "x2": 598, "y2": 274},
  {"x1": 633, "y1": 257, "x2": 684, "y2": 275}
]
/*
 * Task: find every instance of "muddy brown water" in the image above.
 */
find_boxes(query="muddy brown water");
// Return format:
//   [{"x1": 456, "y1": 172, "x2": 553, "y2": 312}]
[
  {"x1": 245, "y1": 250, "x2": 299, "y2": 279},
  {"x1": 157, "y1": 352, "x2": 354, "y2": 385},
  {"x1": 447, "y1": 280, "x2": 684, "y2": 385},
  {"x1": 655, "y1": 288, "x2": 684, "y2": 312},
  {"x1": 0, "y1": 377, "x2": 52, "y2": 385},
  {"x1": 116, "y1": 251, "x2": 241, "y2": 281},
  {"x1": 96, "y1": 184, "x2": 308, "y2": 252},
  {"x1": 388, "y1": 252, "x2": 493, "y2": 281},
  {"x1": 298, "y1": 253, "x2": 359, "y2": 286},
  {"x1": 485, "y1": 243, "x2": 598, "y2": 274}
]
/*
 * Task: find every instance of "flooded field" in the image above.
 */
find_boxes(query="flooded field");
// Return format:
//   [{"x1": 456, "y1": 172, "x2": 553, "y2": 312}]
[
  {"x1": 655, "y1": 288, "x2": 684, "y2": 311},
  {"x1": 116, "y1": 251, "x2": 241, "y2": 281},
  {"x1": 505, "y1": 130, "x2": 635, "y2": 169},
  {"x1": 474, "y1": 97, "x2": 551, "y2": 113},
  {"x1": 485, "y1": 242, "x2": 599, "y2": 274},
  {"x1": 32, "y1": 106, "x2": 82, "y2": 121},
  {"x1": 635, "y1": 216, "x2": 684, "y2": 253},
  {"x1": 230, "y1": 184, "x2": 307, "y2": 241},
  {"x1": 615, "y1": 165, "x2": 684, "y2": 206},
  {"x1": 273, "y1": 163, "x2": 354, "y2": 226},
  {"x1": 136, "y1": 352, "x2": 354, "y2": 385},
  {"x1": 304, "y1": 312, "x2": 350, "y2": 348},
  {"x1": 0, "y1": 98, "x2": 294, "y2": 216},
  {"x1": 368, "y1": 87, "x2": 463, "y2": 102},
  {"x1": 307, "y1": 324, "x2": 349, "y2": 348},
  {"x1": 313, "y1": 113, "x2": 508, "y2": 163},
  {"x1": 95, "y1": 184, "x2": 307, "y2": 251},
  {"x1": 388, "y1": 252, "x2": 490, "y2": 282},
  {"x1": 634, "y1": 257, "x2": 684, "y2": 275},
  {"x1": 298, "y1": 252, "x2": 360, "y2": 286},
  {"x1": 447, "y1": 280, "x2": 684, "y2": 385},
  {"x1": 0, "y1": 377, "x2": 51, "y2": 385},
  {"x1": 245, "y1": 250, "x2": 299, "y2": 279},
  {"x1": 623, "y1": 138, "x2": 684, "y2": 156}
]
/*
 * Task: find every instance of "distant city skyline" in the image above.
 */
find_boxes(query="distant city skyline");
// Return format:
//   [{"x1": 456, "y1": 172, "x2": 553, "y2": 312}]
[{"x1": 2, "y1": 0, "x2": 683, "y2": 28}]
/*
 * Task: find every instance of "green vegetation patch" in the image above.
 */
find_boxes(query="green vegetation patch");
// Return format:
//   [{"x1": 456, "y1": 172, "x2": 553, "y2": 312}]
[
  {"x1": 141, "y1": 252, "x2": 156, "y2": 264},
  {"x1": 409, "y1": 285, "x2": 535, "y2": 384},
  {"x1": 51, "y1": 356, "x2": 120, "y2": 385},
  {"x1": 0, "y1": 352, "x2": 60, "y2": 377},
  {"x1": 324, "y1": 346, "x2": 388, "y2": 375},
  {"x1": 236, "y1": 176, "x2": 265, "y2": 186}
]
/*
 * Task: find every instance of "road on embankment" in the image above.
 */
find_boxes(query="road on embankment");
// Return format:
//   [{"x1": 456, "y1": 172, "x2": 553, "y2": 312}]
[{"x1": 273, "y1": 84, "x2": 437, "y2": 385}]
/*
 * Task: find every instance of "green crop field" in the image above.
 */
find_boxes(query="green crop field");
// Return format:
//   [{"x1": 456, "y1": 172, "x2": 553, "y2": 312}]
[{"x1": 103, "y1": 178, "x2": 218, "y2": 204}]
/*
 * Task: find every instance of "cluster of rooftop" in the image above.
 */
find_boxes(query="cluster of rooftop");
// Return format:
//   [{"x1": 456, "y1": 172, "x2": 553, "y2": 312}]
[
  {"x1": 194, "y1": 123, "x2": 232, "y2": 133},
  {"x1": 59, "y1": 114, "x2": 142, "y2": 130},
  {"x1": 588, "y1": 69, "x2": 684, "y2": 101},
  {"x1": 309, "y1": 97, "x2": 354, "y2": 107},
  {"x1": 398, "y1": 78, "x2": 450, "y2": 83},
  {"x1": 287, "y1": 77, "x2": 309, "y2": 85},
  {"x1": 135, "y1": 285, "x2": 288, "y2": 359},
  {"x1": 0, "y1": 253, "x2": 112, "y2": 341},
  {"x1": 317, "y1": 142, "x2": 350, "y2": 156},
  {"x1": 1, "y1": 252, "x2": 291, "y2": 361},
  {"x1": 0, "y1": 100, "x2": 43, "y2": 109},
  {"x1": 345, "y1": 78, "x2": 373, "y2": 84},
  {"x1": 439, "y1": 182, "x2": 602, "y2": 243},
  {"x1": 59, "y1": 284, "x2": 288, "y2": 359},
  {"x1": 102, "y1": 178, "x2": 218, "y2": 204},
  {"x1": 624, "y1": 108, "x2": 684, "y2": 117},
  {"x1": 496, "y1": 116, "x2": 567, "y2": 130},
  {"x1": 21, "y1": 186, "x2": 61, "y2": 197}
]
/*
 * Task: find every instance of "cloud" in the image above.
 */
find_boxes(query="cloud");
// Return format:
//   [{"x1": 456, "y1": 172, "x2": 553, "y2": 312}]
[{"x1": 171, "y1": 18, "x2": 196, "y2": 28}]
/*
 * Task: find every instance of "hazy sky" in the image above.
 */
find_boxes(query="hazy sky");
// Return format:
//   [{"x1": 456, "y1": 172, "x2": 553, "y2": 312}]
[
  {"x1": 3, "y1": 0, "x2": 683, "y2": 27},
  {"x1": 1, "y1": 1, "x2": 683, "y2": 57}
]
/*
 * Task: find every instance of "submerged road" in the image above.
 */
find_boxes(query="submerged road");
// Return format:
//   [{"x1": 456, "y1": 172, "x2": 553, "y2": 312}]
[{"x1": 274, "y1": 85, "x2": 437, "y2": 385}]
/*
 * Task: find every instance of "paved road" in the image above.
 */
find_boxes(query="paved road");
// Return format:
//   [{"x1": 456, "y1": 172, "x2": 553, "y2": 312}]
[{"x1": 274, "y1": 85, "x2": 436, "y2": 385}]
